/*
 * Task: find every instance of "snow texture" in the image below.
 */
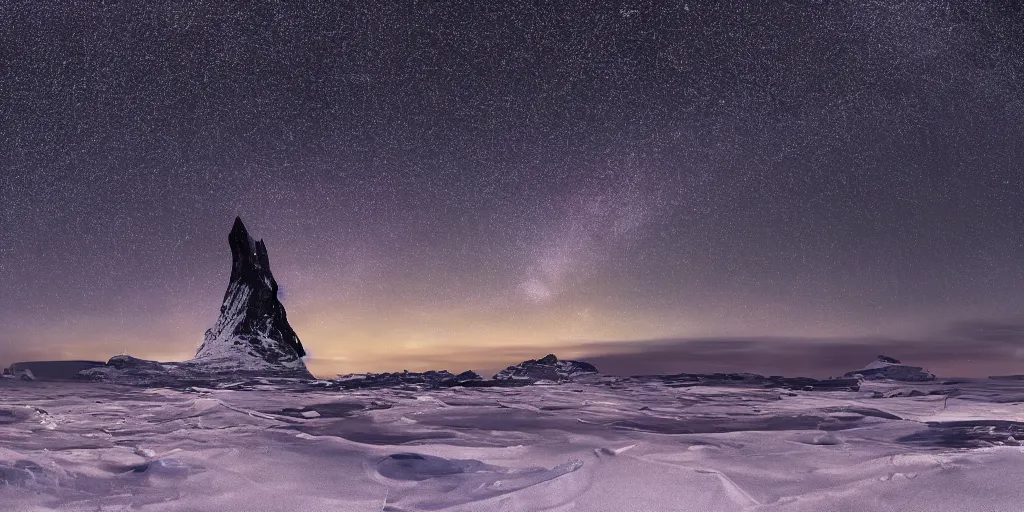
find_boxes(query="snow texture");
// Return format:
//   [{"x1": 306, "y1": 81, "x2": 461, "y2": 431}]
[{"x1": 2, "y1": 376, "x2": 1024, "y2": 511}]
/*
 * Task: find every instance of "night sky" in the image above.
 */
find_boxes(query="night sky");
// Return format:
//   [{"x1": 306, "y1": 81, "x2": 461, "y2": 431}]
[{"x1": 2, "y1": 1, "x2": 1023, "y2": 378}]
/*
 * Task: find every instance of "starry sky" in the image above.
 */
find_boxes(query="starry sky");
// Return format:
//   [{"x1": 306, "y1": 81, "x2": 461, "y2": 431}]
[{"x1": 2, "y1": 1, "x2": 1023, "y2": 378}]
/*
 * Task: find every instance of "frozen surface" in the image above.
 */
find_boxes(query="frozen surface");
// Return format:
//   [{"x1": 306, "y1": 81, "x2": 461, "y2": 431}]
[{"x1": 2, "y1": 378, "x2": 1024, "y2": 511}]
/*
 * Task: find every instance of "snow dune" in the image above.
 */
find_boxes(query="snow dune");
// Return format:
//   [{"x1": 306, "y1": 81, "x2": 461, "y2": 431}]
[{"x1": 2, "y1": 378, "x2": 1024, "y2": 511}]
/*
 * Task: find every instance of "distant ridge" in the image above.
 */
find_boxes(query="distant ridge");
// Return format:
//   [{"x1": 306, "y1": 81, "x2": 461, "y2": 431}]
[
  {"x1": 4, "y1": 361, "x2": 105, "y2": 380},
  {"x1": 843, "y1": 355, "x2": 935, "y2": 382},
  {"x1": 493, "y1": 354, "x2": 599, "y2": 383}
]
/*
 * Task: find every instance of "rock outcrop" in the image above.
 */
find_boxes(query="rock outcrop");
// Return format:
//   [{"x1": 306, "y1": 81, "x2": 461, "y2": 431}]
[
  {"x1": 454, "y1": 370, "x2": 483, "y2": 383},
  {"x1": 193, "y1": 217, "x2": 311, "y2": 377},
  {"x1": 493, "y1": 354, "x2": 598, "y2": 383},
  {"x1": 843, "y1": 355, "x2": 935, "y2": 382},
  {"x1": 76, "y1": 218, "x2": 314, "y2": 386},
  {"x1": 78, "y1": 356, "x2": 172, "y2": 385},
  {"x1": 77, "y1": 354, "x2": 315, "y2": 387}
]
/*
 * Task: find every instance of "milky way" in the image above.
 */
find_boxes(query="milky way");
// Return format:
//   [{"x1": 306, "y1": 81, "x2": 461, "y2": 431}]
[{"x1": 1, "y1": 1, "x2": 1022, "y2": 377}]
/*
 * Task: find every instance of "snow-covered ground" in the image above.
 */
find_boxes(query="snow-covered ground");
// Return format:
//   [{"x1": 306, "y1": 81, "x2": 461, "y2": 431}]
[{"x1": 2, "y1": 378, "x2": 1024, "y2": 511}]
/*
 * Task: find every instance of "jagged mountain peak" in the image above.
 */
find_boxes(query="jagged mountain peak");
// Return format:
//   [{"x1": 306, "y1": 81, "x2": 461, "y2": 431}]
[
  {"x1": 228, "y1": 217, "x2": 274, "y2": 283},
  {"x1": 194, "y1": 217, "x2": 309, "y2": 375}
]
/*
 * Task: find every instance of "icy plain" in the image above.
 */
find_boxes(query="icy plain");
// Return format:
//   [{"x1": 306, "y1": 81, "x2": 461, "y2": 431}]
[{"x1": 2, "y1": 377, "x2": 1024, "y2": 511}]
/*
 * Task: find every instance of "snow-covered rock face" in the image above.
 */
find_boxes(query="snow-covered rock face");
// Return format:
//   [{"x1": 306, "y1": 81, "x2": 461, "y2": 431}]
[
  {"x1": 844, "y1": 355, "x2": 936, "y2": 382},
  {"x1": 493, "y1": 354, "x2": 598, "y2": 383},
  {"x1": 78, "y1": 355, "x2": 170, "y2": 384},
  {"x1": 193, "y1": 218, "x2": 311, "y2": 377}
]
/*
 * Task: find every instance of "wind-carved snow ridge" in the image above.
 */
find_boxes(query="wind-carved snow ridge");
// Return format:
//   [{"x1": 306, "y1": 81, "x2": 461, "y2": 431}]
[
  {"x1": 190, "y1": 217, "x2": 311, "y2": 377},
  {"x1": 6, "y1": 377, "x2": 1024, "y2": 511}
]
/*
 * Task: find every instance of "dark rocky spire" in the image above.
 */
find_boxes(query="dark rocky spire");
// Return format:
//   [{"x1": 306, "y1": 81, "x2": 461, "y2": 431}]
[{"x1": 195, "y1": 217, "x2": 309, "y2": 373}]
